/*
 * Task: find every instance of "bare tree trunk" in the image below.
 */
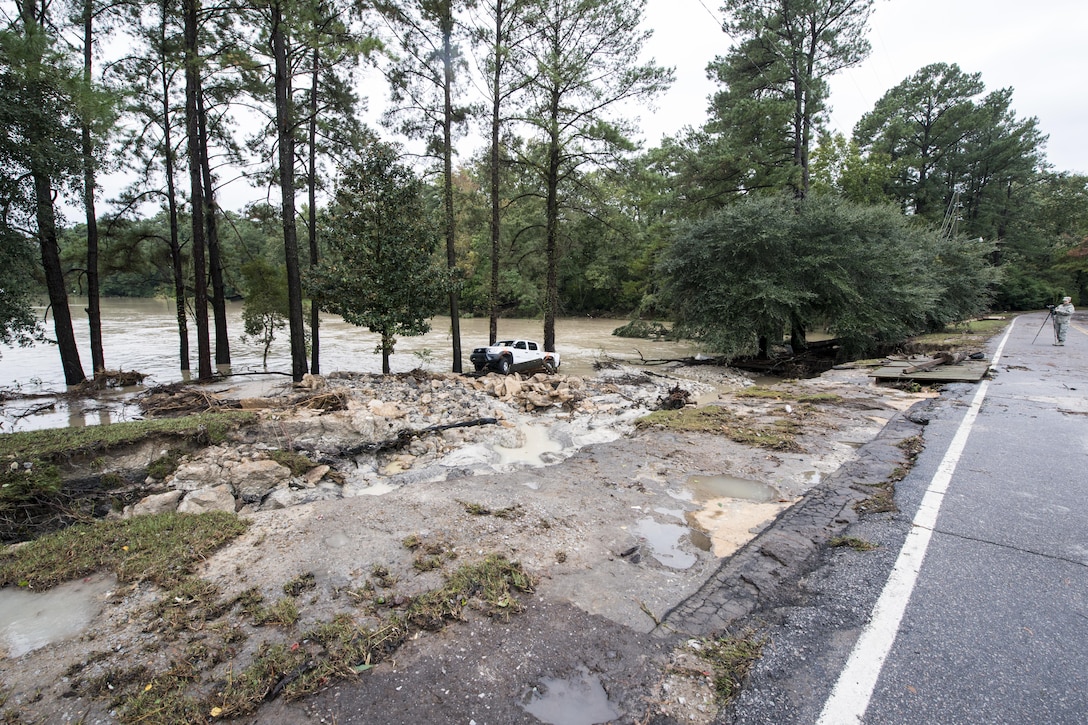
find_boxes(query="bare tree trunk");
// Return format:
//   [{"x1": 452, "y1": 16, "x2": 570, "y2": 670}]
[
  {"x1": 307, "y1": 47, "x2": 320, "y2": 374},
  {"x1": 271, "y1": 1, "x2": 308, "y2": 382},
  {"x1": 183, "y1": 0, "x2": 212, "y2": 379},
  {"x1": 82, "y1": 0, "x2": 104, "y2": 374},
  {"x1": 35, "y1": 174, "x2": 87, "y2": 385},
  {"x1": 20, "y1": 0, "x2": 85, "y2": 385},
  {"x1": 197, "y1": 91, "x2": 230, "y2": 366},
  {"x1": 543, "y1": 85, "x2": 561, "y2": 354},
  {"x1": 441, "y1": 14, "x2": 462, "y2": 372},
  {"x1": 161, "y1": 0, "x2": 189, "y2": 372},
  {"x1": 487, "y1": 0, "x2": 502, "y2": 346}
]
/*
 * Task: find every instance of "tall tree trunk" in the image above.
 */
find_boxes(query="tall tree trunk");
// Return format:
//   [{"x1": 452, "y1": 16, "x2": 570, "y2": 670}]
[
  {"x1": 272, "y1": 1, "x2": 308, "y2": 382},
  {"x1": 21, "y1": 0, "x2": 85, "y2": 385},
  {"x1": 162, "y1": 0, "x2": 189, "y2": 372},
  {"x1": 82, "y1": 0, "x2": 104, "y2": 374},
  {"x1": 441, "y1": 14, "x2": 462, "y2": 372},
  {"x1": 35, "y1": 174, "x2": 87, "y2": 385},
  {"x1": 183, "y1": 0, "x2": 212, "y2": 379},
  {"x1": 307, "y1": 47, "x2": 320, "y2": 374},
  {"x1": 197, "y1": 92, "x2": 230, "y2": 365},
  {"x1": 543, "y1": 86, "x2": 561, "y2": 354},
  {"x1": 487, "y1": 0, "x2": 502, "y2": 346},
  {"x1": 381, "y1": 330, "x2": 392, "y2": 375}
]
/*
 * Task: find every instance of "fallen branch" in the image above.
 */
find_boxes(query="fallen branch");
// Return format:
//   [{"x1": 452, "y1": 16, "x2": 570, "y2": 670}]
[{"x1": 300, "y1": 417, "x2": 500, "y2": 458}]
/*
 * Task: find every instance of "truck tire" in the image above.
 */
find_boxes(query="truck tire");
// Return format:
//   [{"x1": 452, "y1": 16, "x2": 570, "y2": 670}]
[
  {"x1": 543, "y1": 359, "x2": 557, "y2": 374},
  {"x1": 499, "y1": 356, "x2": 512, "y2": 375}
]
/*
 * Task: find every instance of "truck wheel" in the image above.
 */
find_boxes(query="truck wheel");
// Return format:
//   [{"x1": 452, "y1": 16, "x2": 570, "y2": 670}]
[
  {"x1": 499, "y1": 357, "x2": 512, "y2": 375},
  {"x1": 543, "y1": 359, "x2": 557, "y2": 374}
]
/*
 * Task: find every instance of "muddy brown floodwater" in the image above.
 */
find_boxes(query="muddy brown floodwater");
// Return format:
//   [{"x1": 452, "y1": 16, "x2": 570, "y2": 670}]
[{"x1": 0, "y1": 298, "x2": 698, "y2": 431}]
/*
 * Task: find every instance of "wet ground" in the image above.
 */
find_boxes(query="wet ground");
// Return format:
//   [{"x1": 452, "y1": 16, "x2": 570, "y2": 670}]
[{"x1": 0, "y1": 362, "x2": 930, "y2": 723}]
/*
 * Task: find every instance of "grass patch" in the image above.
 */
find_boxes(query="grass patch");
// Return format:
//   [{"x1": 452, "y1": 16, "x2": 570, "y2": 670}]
[
  {"x1": 735, "y1": 387, "x2": 842, "y2": 404},
  {"x1": 829, "y1": 536, "x2": 878, "y2": 551},
  {"x1": 457, "y1": 501, "x2": 524, "y2": 519},
  {"x1": 0, "y1": 461, "x2": 63, "y2": 509},
  {"x1": 0, "y1": 511, "x2": 248, "y2": 590},
  {"x1": 0, "y1": 411, "x2": 257, "y2": 463},
  {"x1": 699, "y1": 631, "x2": 766, "y2": 705},
  {"x1": 460, "y1": 500, "x2": 491, "y2": 515},
  {"x1": 898, "y1": 434, "x2": 924, "y2": 461},
  {"x1": 283, "y1": 572, "x2": 316, "y2": 597},
  {"x1": 268, "y1": 450, "x2": 319, "y2": 477},
  {"x1": 146, "y1": 448, "x2": 186, "y2": 480},
  {"x1": 250, "y1": 597, "x2": 300, "y2": 627},
  {"x1": 636, "y1": 405, "x2": 802, "y2": 451},
  {"x1": 208, "y1": 555, "x2": 533, "y2": 718},
  {"x1": 854, "y1": 481, "x2": 897, "y2": 515},
  {"x1": 13, "y1": 552, "x2": 535, "y2": 723}
]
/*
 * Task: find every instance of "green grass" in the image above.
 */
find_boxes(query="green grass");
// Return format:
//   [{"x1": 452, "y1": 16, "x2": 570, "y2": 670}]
[
  {"x1": 699, "y1": 632, "x2": 766, "y2": 704},
  {"x1": 0, "y1": 410, "x2": 256, "y2": 462},
  {"x1": 636, "y1": 405, "x2": 803, "y2": 451},
  {"x1": 268, "y1": 449, "x2": 319, "y2": 476},
  {"x1": 829, "y1": 536, "x2": 878, "y2": 551},
  {"x1": 734, "y1": 386, "x2": 842, "y2": 404},
  {"x1": 0, "y1": 511, "x2": 248, "y2": 590}
]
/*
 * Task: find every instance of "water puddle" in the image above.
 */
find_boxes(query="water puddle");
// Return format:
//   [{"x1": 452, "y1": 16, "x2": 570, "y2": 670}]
[
  {"x1": 684, "y1": 474, "x2": 780, "y2": 503},
  {"x1": 0, "y1": 574, "x2": 116, "y2": 658},
  {"x1": 493, "y1": 424, "x2": 563, "y2": 467},
  {"x1": 631, "y1": 517, "x2": 698, "y2": 569},
  {"x1": 520, "y1": 665, "x2": 620, "y2": 725},
  {"x1": 678, "y1": 475, "x2": 793, "y2": 558}
]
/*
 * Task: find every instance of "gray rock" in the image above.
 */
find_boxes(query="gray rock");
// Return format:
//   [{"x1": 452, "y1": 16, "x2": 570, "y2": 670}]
[
  {"x1": 177, "y1": 484, "x2": 236, "y2": 514},
  {"x1": 169, "y1": 461, "x2": 224, "y2": 491},
  {"x1": 231, "y1": 459, "x2": 292, "y2": 502},
  {"x1": 125, "y1": 490, "x2": 183, "y2": 517}
]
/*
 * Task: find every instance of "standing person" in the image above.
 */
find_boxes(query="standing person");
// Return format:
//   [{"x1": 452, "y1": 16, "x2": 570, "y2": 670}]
[{"x1": 1051, "y1": 296, "x2": 1075, "y2": 345}]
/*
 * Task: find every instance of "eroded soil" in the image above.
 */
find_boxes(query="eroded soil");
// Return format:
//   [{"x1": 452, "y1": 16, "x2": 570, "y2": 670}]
[{"x1": 0, "y1": 364, "x2": 931, "y2": 724}]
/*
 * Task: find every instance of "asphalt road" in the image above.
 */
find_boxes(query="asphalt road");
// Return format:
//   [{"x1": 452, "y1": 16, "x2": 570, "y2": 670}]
[{"x1": 728, "y1": 311, "x2": 1088, "y2": 725}]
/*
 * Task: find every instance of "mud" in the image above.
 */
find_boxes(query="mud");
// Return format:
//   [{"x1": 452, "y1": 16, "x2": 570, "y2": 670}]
[{"x1": 0, "y1": 364, "x2": 932, "y2": 723}]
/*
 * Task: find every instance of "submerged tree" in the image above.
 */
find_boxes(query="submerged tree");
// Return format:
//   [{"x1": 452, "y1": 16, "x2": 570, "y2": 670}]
[
  {"x1": 519, "y1": 0, "x2": 672, "y2": 353},
  {"x1": 0, "y1": 230, "x2": 42, "y2": 353},
  {"x1": 309, "y1": 143, "x2": 447, "y2": 374},
  {"x1": 2, "y1": 1, "x2": 88, "y2": 384},
  {"x1": 240, "y1": 258, "x2": 289, "y2": 366},
  {"x1": 470, "y1": 0, "x2": 536, "y2": 344},
  {"x1": 376, "y1": 0, "x2": 474, "y2": 372}
]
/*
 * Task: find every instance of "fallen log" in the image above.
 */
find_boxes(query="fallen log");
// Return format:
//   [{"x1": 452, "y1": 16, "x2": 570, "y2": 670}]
[{"x1": 903, "y1": 350, "x2": 970, "y2": 374}]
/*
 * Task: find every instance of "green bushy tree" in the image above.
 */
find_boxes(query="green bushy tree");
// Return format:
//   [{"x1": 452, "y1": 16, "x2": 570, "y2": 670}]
[{"x1": 308, "y1": 143, "x2": 448, "y2": 373}]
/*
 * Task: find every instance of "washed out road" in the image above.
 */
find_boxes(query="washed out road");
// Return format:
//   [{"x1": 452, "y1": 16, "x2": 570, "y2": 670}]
[{"x1": 729, "y1": 311, "x2": 1088, "y2": 725}]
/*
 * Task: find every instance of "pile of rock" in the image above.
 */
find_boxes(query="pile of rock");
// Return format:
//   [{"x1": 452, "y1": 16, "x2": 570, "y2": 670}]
[
  {"x1": 122, "y1": 367, "x2": 715, "y2": 517},
  {"x1": 470, "y1": 372, "x2": 586, "y2": 411}
]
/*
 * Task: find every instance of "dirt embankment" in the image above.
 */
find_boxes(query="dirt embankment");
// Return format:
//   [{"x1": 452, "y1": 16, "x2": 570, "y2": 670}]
[{"x1": 0, "y1": 363, "x2": 931, "y2": 724}]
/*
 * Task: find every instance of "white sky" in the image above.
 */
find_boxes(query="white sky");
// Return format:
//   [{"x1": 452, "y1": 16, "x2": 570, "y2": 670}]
[{"x1": 635, "y1": 0, "x2": 1088, "y2": 174}]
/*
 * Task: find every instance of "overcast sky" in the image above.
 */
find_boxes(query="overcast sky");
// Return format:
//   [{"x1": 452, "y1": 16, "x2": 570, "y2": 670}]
[{"x1": 635, "y1": 0, "x2": 1088, "y2": 174}]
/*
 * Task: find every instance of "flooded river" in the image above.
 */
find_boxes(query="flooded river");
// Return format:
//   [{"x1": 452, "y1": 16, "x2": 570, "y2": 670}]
[{"x1": 0, "y1": 298, "x2": 698, "y2": 430}]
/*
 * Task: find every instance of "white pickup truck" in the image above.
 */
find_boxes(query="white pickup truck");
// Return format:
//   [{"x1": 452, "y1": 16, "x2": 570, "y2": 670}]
[{"x1": 469, "y1": 339, "x2": 560, "y2": 375}]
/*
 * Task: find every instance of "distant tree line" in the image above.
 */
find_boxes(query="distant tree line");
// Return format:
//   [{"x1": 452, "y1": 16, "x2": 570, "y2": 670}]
[{"x1": 2, "y1": 0, "x2": 1086, "y2": 383}]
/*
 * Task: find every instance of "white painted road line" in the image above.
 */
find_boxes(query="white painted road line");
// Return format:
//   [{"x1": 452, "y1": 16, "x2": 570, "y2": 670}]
[{"x1": 816, "y1": 319, "x2": 1018, "y2": 725}]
